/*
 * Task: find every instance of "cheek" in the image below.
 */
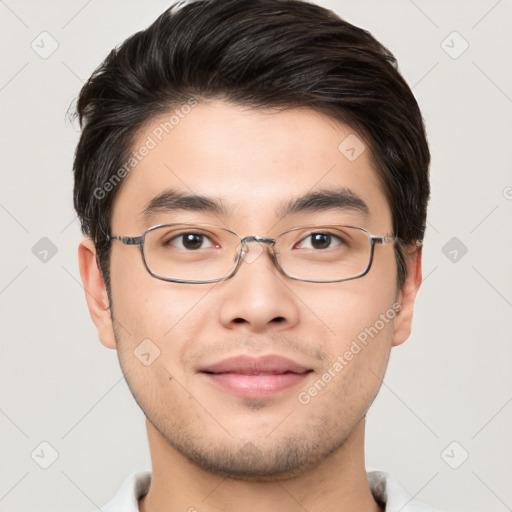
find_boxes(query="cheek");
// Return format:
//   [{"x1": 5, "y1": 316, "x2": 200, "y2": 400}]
[
  {"x1": 297, "y1": 299, "x2": 396, "y2": 427},
  {"x1": 318, "y1": 289, "x2": 396, "y2": 388},
  {"x1": 294, "y1": 267, "x2": 399, "y2": 348},
  {"x1": 333, "y1": 292, "x2": 398, "y2": 352},
  {"x1": 110, "y1": 261, "x2": 217, "y2": 382},
  {"x1": 110, "y1": 249, "x2": 215, "y2": 339},
  {"x1": 292, "y1": 265, "x2": 399, "y2": 406}
]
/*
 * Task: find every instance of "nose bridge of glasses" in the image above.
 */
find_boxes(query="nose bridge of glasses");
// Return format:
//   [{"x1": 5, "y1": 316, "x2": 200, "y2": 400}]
[
  {"x1": 240, "y1": 235, "x2": 276, "y2": 246},
  {"x1": 236, "y1": 235, "x2": 276, "y2": 264}
]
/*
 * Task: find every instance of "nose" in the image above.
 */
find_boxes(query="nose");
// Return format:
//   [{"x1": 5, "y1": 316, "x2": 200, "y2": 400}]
[{"x1": 218, "y1": 240, "x2": 300, "y2": 333}]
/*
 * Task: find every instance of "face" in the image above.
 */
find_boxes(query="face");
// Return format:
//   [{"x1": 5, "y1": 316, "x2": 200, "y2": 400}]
[{"x1": 81, "y1": 100, "x2": 421, "y2": 479}]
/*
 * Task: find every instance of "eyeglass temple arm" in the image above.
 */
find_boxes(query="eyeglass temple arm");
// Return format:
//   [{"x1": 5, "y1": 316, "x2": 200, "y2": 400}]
[
  {"x1": 372, "y1": 235, "x2": 396, "y2": 245},
  {"x1": 373, "y1": 236, "x2": 422, "y2": 247},
  {"x1": 108, "y1": 235, "x2": 144, "y2": 245}
]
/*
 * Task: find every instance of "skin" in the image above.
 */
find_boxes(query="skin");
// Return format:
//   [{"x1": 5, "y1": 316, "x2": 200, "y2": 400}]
[{"x1": 79, "y1": 100, "x2": 422, "y2": 512}]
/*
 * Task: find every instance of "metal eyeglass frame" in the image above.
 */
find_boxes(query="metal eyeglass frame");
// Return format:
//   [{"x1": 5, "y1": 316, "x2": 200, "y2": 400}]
[{"x1": 107, "y1": 223, "x2": 399, "y2": 284}]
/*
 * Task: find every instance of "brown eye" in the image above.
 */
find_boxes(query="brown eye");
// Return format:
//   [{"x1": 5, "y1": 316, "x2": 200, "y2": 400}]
[
  {"x1": 168, "y1": 233, "x2": 214, "y2": 250},
  {"x1": 296, "y1": 232, "x2": 341, "y2": 250},
  {"x1": 183, "y1": 234, "x2": 204, "y2": 249},
  {"x1": 310, "y1": 233, "x2": 331, "y2": 249}
]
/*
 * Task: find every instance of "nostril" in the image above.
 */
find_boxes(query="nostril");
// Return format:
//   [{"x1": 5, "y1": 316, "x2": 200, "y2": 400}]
[
  {"x1": 233, "y1": 318, "x2": 247, "y2": 324},
  {"x1": 272, "y1": 317, "x2": 285, "y2": 323}
]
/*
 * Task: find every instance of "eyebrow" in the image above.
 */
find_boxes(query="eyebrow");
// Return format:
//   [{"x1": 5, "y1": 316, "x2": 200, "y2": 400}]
[
  {"x1": 278, "y1": 188, "x2": 369, "y2": 218},
  {"x1": 141, "y1": 187, "x2": 369, "y2": 220},
  {"x1": 142, "y1": 189, "x2": 227, "y2": 219}
]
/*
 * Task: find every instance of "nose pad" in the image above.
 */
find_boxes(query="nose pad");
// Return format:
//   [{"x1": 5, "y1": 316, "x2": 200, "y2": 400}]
[{"x1": 236, "y1": 241, "x2": 265, "y2": 264}]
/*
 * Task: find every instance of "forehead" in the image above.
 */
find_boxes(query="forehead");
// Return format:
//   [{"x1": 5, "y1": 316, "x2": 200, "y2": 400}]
[{"x1": 110, "y1": 100, "x2": 391, "y2": 232}]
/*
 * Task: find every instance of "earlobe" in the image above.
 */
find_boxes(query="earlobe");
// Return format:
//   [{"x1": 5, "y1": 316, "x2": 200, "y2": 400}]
[
  {"x1": 78, "y1": 239, "x2": 117, "y2": 350},
  {"x1": 392, "y1": 244, "x2": 423, "y2": 347}
]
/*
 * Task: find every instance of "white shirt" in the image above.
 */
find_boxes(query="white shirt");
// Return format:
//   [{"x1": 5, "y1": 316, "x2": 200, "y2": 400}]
[{"x1": 100, "y1": 470, "x2": 441, "y2": 511}]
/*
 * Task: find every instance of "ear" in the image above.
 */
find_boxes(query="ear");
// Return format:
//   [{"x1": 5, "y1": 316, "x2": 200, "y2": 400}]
[
  {"x1": 392, "y1": 244, "x2": 422, "y2": 347},
  {"x1": 78, "y1": 238, "x2": 117, "y2": 350}
]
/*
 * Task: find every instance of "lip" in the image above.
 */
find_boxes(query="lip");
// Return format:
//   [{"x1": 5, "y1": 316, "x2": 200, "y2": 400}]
[{"x1": 199, "y1": 355, "x2": 313, "y2": 398}]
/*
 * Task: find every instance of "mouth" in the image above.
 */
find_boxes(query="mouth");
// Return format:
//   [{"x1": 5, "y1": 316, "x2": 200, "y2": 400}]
[{"x1": 198, "y1": 355, "x2": 314, "y2": 398}]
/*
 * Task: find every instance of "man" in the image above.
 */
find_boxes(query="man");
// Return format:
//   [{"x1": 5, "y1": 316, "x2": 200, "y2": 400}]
[{"x1": 74, "y1": 0, "x2": 437, "y2": 510}]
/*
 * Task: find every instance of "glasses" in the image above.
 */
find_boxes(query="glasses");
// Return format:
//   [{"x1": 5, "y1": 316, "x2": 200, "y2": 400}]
[{"x1": 108, "y1": 223, "x2": 398, "y2": 284}]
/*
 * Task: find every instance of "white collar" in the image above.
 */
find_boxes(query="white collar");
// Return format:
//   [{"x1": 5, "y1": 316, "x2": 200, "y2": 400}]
[{"x1": 101, "y1": 469, "x2": 440, "y2": 511}]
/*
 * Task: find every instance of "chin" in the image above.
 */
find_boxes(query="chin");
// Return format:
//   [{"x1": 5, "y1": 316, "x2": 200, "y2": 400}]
[{"x1": 164, "y1": 428, "x2": 349, "y2": 482}]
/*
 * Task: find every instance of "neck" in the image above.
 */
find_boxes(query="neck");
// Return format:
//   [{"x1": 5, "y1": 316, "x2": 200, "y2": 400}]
[{"x1": 139, "y1": 418, "x2": 382, "y2": 512}]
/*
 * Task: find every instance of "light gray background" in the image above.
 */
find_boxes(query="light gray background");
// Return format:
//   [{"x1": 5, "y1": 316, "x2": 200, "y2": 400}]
[{"x1": 1, "y1": 0, "x2": 511, "y2": 510}]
